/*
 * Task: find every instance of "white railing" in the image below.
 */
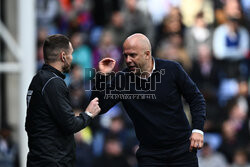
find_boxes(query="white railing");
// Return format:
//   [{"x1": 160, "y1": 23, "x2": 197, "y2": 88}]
[{"x1": 0, "y1": 0, "x2": 36, "y2": 167}]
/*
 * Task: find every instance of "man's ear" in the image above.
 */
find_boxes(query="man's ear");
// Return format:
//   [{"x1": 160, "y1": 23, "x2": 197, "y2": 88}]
[
  {"x1": 145, "y1": 50, "x2": 151, "y2": 60},
  {"x1": 60, "y1": 52, "x2": 66, "y2": 62}
]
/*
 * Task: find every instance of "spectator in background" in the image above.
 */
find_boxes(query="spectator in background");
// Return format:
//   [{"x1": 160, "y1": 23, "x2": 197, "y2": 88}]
[
  {"x1": 217, "y1": 78, "x2": 240, "y2": 107},
  {"x1": 37, "y1": 28, "x2": 48, "y2": 70},
  {"x1": 231, "y1": 149, "x2": 250, "y2": 167},
  {"x1": 70, "y1": 32, "x2": 92, "y2": 79},
  {"x1": 155, "y1": 7, "x2": 185, "y2": 49},
  {"x1": 217, "y1": 64, "x2": 249, "y2": 109},
  {"x1": 185, "y1": 12, "x2": 212, "y2": 60},
  {"x1": 233, "y1": 80, "x2": 250, "y2": 148},
  {"x1": 146, "y1": 0, "x2": 181, "y2": 26},
  {"x1": 218, "y1": 96, "x2": 249, "y2": 163},
  {"x1": 213, "y1": 1, "x2": 249, "y2": 85},
  {"x1": 218, "y1": 119, "x2": 240, "y2": 163},
  {"x1": 105, "y1": 11, "x2": 127, "y2": 48},
  {"x1": 180, "y1": 0, "x2": 214, "y2": 27},
  {"x1": 190, "y1": 44, "x2": 221, "y2": 132},
  {"x1": 122, "y1": 0, "x2": 154, "y2": 42},
  {"x1": 93, "y1": 30, "x2": 122, "y2": 71},
  {"x1": 92, "y1": 115, "x2": 136, "y2": 157},
  {"x1": 198, "y1": 142, "x2": 228, "y2": 167},
  {"x1": 191, "y1": 44, "x2": 220, "y2": 96},
  {"x1": 213, "y1": 16, "x2": 249, "y2": 61},
  {"x1": 58, "y1": 0, "x2": 93, "y2": 34},
  {"x1": 0, "y1": 125, "x2": 18, "y2": 167},
  {"x1": 74, "y1": 130, "x2": 93, "y2": 167},
  {"x1": 241, "y1": 0, "x2": 250, "y2": 31},
  {"x1": 156, "y1": 33, "x2": 192, "y2": 72},
  {"x1": 92, "y1": 135, "x2": 130, "y2": 167},
  {"x1": 36, "y1": 0, "x2": 59, "y2": 34},
  {"x1": 215, "y1": 0, "x2": 243, "y2": 25},
  {"x1": 68, "y1": 64, "x2": 89, "y2": 111}
]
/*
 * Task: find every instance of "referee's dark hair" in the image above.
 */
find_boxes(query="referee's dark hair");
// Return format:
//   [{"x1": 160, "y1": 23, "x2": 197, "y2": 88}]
[{"x1": 43, "y1": 34, "x2": 71, "y2": 63}]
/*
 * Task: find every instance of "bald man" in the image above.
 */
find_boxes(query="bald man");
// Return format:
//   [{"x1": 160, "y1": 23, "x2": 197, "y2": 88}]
[{"x1": 92, "y1": 33, "x2": 206, "y2": 167}]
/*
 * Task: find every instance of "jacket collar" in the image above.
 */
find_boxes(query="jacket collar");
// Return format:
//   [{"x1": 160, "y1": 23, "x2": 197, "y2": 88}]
[{"x1": 42, "y1": 64, "x2": 66, "y2": 79}]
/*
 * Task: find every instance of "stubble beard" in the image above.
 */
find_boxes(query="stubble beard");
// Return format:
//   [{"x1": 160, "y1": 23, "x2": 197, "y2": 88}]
[{"x1": 62, "y1": 60, "x2": 71, "y2": 73}]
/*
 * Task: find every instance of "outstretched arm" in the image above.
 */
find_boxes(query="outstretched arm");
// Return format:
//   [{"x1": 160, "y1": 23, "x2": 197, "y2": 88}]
[
  {"x1": 90, "y1": 58, "x2": 120, "y2": 114},
  {"x1": 43, "y1": 78, "x2": 100, "y2": 135}
]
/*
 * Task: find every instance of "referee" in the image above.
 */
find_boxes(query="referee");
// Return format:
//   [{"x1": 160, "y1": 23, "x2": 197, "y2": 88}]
[{"x1": 25, "y1": 34, "x2": 100, "y2": 167}]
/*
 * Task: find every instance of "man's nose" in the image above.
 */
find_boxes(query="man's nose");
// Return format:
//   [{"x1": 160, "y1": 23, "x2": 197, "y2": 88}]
[{"x1": 125, "y1": 56, "x2": 132, "y2": 64}]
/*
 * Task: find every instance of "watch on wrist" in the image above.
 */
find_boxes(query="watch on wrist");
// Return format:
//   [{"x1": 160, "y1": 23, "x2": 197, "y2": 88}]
[{"x1": 85, "y1": 111, "x2": 94, "y2": 118}]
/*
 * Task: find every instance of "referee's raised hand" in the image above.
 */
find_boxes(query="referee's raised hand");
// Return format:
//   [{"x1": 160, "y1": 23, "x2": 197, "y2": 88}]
[{"x1": 85, "y1": 97, "x2": 101, "y2": 118}]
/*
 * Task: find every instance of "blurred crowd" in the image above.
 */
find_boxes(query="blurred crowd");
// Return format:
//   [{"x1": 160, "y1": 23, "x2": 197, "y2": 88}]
[{"x1": 1, "y1": 0, "x2": 250, "y2": 166}]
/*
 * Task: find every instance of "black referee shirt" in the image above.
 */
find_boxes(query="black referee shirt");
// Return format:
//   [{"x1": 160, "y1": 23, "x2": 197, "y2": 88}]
[{"x1": 25, "y1": 64, "x2": 91, "y2": 167}]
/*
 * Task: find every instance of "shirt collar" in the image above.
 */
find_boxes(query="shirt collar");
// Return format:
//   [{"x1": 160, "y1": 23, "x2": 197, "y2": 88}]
[
  {"x1": 149, "y1": 57, "x2": 156, "y2": 77},
  {"x1": 139, "y1": 57, "x2": 155, "y2": 79},
  {"x1": 42, "y1": 64, "x2": 66, "y2": 79},
  {"x1": 154, "y1": 58, "x2": 165, "y2": 71},
  {"x1": 152, "y1": 57, "x2": 156, "y2": 72}
]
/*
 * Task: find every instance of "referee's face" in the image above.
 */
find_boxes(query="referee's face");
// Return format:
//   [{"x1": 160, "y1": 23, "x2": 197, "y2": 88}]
[{"x1": 62, "y1": 42, "x2": 73, "y2": 73}]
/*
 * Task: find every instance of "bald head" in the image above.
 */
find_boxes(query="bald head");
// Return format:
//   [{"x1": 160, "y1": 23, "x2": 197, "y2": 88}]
[
  {"x1": 123, "y1": 33, "x2": 153, "y2": 76},
  {"x1": 123, "y1": 33, "x2": 151, "y2": 54}
]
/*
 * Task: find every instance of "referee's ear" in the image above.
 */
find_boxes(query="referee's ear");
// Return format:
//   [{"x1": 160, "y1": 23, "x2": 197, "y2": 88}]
[{"x1": 60, "y1": 52, "x2": 66, "y2": 62}]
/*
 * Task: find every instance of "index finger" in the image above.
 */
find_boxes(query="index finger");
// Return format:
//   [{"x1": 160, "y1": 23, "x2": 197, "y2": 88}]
[{"x1": 93, "y1": 97, "x2": 99, "y2": 102}]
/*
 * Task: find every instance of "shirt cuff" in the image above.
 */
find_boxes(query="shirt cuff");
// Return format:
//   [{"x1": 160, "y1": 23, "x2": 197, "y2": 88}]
[
  {"x1": 192, "y1": 129, "x2": 204, "y2": 135},
  {"x1": 85, "y1": 111, "x2": 94, "y2": 118}
]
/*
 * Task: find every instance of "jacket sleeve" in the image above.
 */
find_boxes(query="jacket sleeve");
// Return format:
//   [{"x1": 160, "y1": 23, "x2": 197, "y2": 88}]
[
  {"x1": 43, "y1": 77, "x2": 91, "y2": 135},
  {"x1": 90, "y1": 72, "x2": 120, "y2": 114},
  {"x1": 174, "y1": 62, "x2": 206, "y2": 131}
]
